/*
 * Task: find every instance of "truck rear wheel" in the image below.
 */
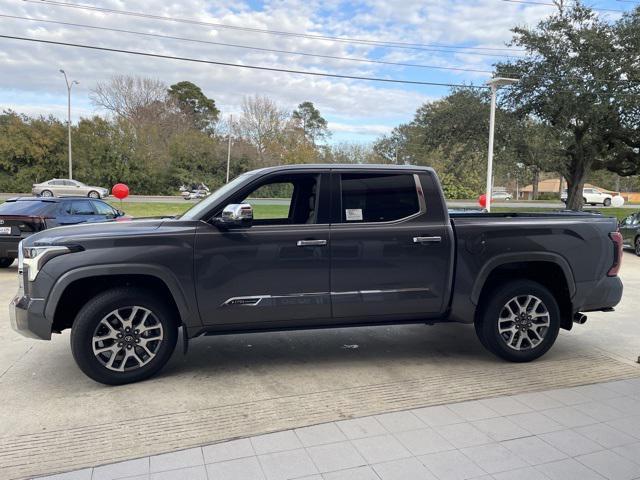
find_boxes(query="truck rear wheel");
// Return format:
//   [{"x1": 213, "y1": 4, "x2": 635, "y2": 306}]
[
  {"x1": 70, "y1": 287, "x2": 178, "y2": 385},
  {"x1": 476, "y1": 280, "x2": 560, "y2": 362}
]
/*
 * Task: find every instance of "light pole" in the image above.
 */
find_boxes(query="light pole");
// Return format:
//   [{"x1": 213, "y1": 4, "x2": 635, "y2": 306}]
[
  {"x1": 60, "y1": 69, "x2": 79, "y2": 180},
  {"x1": 485, "y1": 77, "x2": 518, "y2": 212},
  {"x1": 226, "y1": 114, "x2": 233, "y2": 183}
]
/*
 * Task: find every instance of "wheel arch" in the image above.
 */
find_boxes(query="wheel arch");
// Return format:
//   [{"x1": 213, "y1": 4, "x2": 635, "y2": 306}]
[
  {"x1": 47, "y1": 264, "x2": 194, "y2": 333},
  {"x1": 472, "y1": 254, "x2": 575, "y2": 331}
]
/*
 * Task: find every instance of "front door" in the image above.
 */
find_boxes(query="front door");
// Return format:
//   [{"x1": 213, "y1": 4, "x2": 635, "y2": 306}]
[
  {"x1": 195, "y1": 171, "x2": 332, "y2": 326},
  {"x1": 330, "y1": 171, "x2": 453, "y2": 320}
]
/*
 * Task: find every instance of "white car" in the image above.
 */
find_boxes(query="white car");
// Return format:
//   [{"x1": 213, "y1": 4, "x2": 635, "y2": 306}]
[
  {"x1": 32, "y1": 179, "x2": 110, "y2": 199},
  {"x1": 491, "y1": 191, "x2": 512, "y2": 201},
  {"x1": 561, "y1": 188, "x2": 612, "y2": 206}
]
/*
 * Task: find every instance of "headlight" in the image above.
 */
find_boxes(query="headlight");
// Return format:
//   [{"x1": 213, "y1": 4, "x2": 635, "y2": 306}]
[{"x1": 22, "y1": 245, "x2": 74, "y2": 282}]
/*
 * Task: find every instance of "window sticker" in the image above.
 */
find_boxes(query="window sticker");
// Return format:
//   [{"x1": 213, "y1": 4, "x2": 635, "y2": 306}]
[{"x1": 345, "y1": 208, "x2": 363, "y2": 221}]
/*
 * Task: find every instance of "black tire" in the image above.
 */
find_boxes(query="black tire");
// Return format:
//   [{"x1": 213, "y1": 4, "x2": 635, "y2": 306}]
[
  {"x1": 41, "y1": 190, "x2": 53, "y2": 197},
  {"x1": 476, "y1": 280, "x2": 560, "y2": 362},
  {"x1": 0, "y1": 257, "x2": 14, "y2": 268},
  {"x1": 635, "y1": 237, "x2": 640, "y2": 257},
  {"x1": 88, "y1": 190, "x2": 100, "y2": 199},
  {"x1": 583, "y1": 197, "x2": 587, "y2": 204},
  {"x1": 603, "y1": 198, "x2": 611, "y2": 207},
  {"x1": 70, "y1": 287, "x2": 178, "y2": 385}
]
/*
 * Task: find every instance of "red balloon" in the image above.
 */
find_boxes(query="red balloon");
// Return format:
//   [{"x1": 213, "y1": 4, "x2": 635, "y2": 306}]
[
  {"x1": 112, "y1": 183, "x2": 129, "y2": 200},
  {"x1": 478, "y1": 194, "x2": 487, "y2": 208}
]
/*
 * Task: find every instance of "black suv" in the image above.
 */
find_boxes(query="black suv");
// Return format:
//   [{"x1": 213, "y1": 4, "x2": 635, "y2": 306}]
[{"x1": 10, "y1": 165, "x2": 622, "y2": 385}]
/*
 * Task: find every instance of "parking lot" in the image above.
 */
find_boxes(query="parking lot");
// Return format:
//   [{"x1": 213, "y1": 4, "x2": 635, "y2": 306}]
[{"x1": 1, "y1": 254, "x2": 639, "y2": 479}]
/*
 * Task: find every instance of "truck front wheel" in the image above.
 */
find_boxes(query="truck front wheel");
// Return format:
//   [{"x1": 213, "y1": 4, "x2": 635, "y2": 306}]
[
  {"x1": 476, "y1": 280, "x2": 560, "y2": 362},
  {"x1": 70, "y1": 287, "x2": 178, "y2": 385}
]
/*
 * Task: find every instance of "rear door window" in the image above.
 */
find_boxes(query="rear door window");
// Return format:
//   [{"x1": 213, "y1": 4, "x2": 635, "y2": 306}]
[{"x1": 339, "y1": 173, "x2": 420, "y2": 223}]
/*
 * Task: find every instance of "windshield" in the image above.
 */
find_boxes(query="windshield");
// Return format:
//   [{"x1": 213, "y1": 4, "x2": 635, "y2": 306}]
[{"x1": 180, "y1": 173, "x2": 254, "y2": 220}]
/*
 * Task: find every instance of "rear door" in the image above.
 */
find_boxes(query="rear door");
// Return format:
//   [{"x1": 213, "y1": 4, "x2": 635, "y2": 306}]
[{"x1": 329, "y1": 170, "x2": 453, "y2": 320}]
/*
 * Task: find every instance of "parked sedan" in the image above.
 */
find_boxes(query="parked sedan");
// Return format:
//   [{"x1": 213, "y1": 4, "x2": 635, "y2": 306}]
[
  {"x1": 619, "y1": 212, "x2": 640, "y2": 256},
  {"x1": 0, "y1": 197, "x2": 125, "y2": 268},
  {"x1": 32, "y1": 179, "x2": 110, "y2": 199},
  {"x1": 491, "y1": 191, "x2": 512, "y2": 201}
]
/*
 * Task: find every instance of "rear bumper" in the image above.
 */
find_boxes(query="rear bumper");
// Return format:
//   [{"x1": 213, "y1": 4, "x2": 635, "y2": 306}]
[
  {"x1": 9, "y1": 294, "x2": 51, "y2": 340},
  {"x1": 578, "y1": 276, "x2": 623, "y2": 313},
  {"x1": 0, "y1": 236, "x2": 21, "y2": 259}
]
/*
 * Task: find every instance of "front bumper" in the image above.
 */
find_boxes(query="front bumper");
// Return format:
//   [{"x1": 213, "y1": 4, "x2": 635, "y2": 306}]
[{"x1": 9, "y1": 294, "x2": 51, "y2": 340}]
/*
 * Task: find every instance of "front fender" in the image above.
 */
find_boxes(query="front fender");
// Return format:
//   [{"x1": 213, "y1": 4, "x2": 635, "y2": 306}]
[{"x1": 43, "y1": 263, "x2": 196, "y2": 327}]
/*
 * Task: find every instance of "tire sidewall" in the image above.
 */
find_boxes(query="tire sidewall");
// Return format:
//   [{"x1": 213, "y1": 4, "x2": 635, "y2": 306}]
[
  {"x1": 70, "y1": 288, "x2": 178, "y2": 385},
  {"x1": 480, "y1": 280, "x2": 560, "y2": 362},
  {"x1": 41, "y1": 190, "x2": 53, "y2": 197},
  {"x1": 635, "y1": 237, "x2": 640, "y2": 257},
  {"x1": 88, "y1": 191, "x2": 100, "y2": 199}
]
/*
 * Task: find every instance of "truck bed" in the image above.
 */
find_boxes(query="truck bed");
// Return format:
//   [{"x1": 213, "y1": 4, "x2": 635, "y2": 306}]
[{"x1": 447, "y1": 211, "x2": 621, "y2": 325}]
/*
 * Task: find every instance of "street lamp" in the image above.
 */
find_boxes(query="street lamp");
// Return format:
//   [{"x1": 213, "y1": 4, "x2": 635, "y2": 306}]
[
  {"x1": 485, "y1": 77, "x2": 518, "y2": 212},
  {"x1": 60, "y1": 69, "x2": 79, "y2": 180}
]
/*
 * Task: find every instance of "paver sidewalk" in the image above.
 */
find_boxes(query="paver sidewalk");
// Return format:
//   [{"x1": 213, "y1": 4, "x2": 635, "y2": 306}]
[{"x1": 37, "y1": 378, "x2": 640, "y2": 480}]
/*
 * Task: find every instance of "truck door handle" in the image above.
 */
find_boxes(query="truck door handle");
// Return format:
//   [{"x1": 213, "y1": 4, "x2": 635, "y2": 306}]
[
  {"x1": 413, "y1": 236, "x2": 441, "y2": 244},
  {"x1": 297, "y1": 239, "x2": 328, "y2": 247}
]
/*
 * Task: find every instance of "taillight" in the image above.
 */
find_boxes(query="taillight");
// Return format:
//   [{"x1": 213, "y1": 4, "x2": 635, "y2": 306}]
[{"x1": 608, "y1": 231, "x2": 623, "y2": 277}]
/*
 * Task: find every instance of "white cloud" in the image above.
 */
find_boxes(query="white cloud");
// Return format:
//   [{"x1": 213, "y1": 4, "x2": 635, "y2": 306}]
[
  {"x1": 329, "y1": 122, "x2": 392, "y2": 136},
  {"x1": 0, "y1": 0, "x2": 620, "y2": 142}
]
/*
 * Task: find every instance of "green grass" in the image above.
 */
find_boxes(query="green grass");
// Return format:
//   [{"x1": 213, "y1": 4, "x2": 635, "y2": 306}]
[
  {"x1": 491, "y1": 206, "x2": 632, "y2": 221},
  {"x1": 109, "y1": 201, "x2": 290, "y2": 219}
]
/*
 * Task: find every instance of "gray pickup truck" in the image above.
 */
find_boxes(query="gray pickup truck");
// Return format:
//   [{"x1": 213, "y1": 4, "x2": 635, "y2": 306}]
[{"x1": 10, "y1": 165, "x2": 623, "y2": 385}]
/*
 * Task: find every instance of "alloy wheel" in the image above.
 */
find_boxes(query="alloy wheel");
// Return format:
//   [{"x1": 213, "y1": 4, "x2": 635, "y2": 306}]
[
  {"x1": 497, "y1": 295, "x2": 550, "y2": 351},
  {"x1": 92, "y1": 306, "x2": 164, "y2": 372}
]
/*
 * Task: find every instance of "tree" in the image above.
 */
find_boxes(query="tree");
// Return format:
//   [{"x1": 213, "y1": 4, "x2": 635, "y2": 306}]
[
  {"x1": 496, "y1": 3, "x2": 640, "y2": 210},
  {"x1": 168, "y1": 81, "x2": 220, "y2": 132},
  {"x1": 90, "y1": 75, "x2": 169, "y2": 129},
  {"x1": 373, "y1": 89, "x2": 514, "y2": 198},
  {"x1": 237, "y1": 95, "x2": 288, "y2": 164},
  {"x1": 291, "y1": 101, "x2": 330, "y2": 144},
  {"x1": 0, "y1": 111, "x2": 67, "y2": 191},
  {"x1": 511, "y1": 119, "x2": 565, "y2": 200}
]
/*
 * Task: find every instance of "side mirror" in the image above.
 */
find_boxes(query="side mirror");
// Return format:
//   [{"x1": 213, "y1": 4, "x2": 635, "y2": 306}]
[
  {"x1": 116, "y1": 210, "x2": 125, "y2": 217},
  {"x1": 215, "y1": 203, "x2": 253, "y2": 229}
]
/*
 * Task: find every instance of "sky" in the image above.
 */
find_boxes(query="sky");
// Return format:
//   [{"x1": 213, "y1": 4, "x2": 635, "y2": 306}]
[{"x1": 0, "y1": 0, "x2": 635, "y2": 144}]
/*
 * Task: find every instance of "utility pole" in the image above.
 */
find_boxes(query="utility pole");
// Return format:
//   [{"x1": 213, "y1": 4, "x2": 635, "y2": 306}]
[
  {"x1": 226, "y1": 114, "x2": 232, "y2": 183},
  {"x1": 60, "y1": 69, "x2": 78, "y2": 180},
  {"x1": 485, "y1": 77, "x2": 519, "y2": 212}
]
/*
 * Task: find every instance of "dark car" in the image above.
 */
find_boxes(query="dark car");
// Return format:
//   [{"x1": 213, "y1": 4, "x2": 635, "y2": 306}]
[
  {"x1": 0, "y1": 197, "x2": 125, "y2": 268},
  {"x1": 10, "y1": 165, "x2": 623, "y2": 385},
  {"x1": 619, "y1": 212, "x2": 640, "y2": 256}
]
